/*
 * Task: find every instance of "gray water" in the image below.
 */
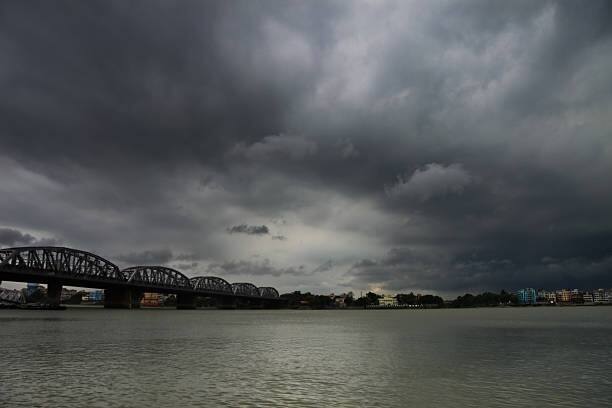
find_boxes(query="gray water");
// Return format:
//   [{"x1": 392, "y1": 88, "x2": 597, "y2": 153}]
[{"x1": 1, "y1": 307, "x2": 611, "y2": 407}]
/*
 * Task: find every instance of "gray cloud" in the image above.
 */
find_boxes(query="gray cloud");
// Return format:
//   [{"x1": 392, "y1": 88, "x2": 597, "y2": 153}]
[
  {"x1": 116, "y1": 249, "x2": 174, "y2": 265},
  {"x1": 311, "y1": 260, "x2": 334, "y2": 274},
  {"x1": 386, "y1": 163, "x2": 473, "y2": 202},
  {"x1": 227, "y1": 225, "x2": 270, "y2": 236},
  {"x1": 0, "y1": 227, "x2": 59, "y2": 248},
  {"x1": 207, "y1": 259, "x2": 306, "y2": 277},
  {"x1": 174, "y1": 262, "x2": 199, "y2": 271},
  {"x1": 1, "y1": 1, "x2": 612, "y2": 294},
  {"x1": 0, "y1": 228, "x2": 36, "y2": 247},
  {"x1": 230, "y1": 134, "x2": 318, "y2": 161}
]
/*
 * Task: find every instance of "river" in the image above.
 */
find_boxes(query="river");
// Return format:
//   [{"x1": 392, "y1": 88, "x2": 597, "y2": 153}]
[{"x1": 1, "y1": 307, "x2": 611, "y2": 407}]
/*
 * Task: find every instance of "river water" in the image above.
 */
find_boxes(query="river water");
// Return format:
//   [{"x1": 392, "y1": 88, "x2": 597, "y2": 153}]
[{"x1": 1, "y1": 307, "x2": 611, "y2": 407}]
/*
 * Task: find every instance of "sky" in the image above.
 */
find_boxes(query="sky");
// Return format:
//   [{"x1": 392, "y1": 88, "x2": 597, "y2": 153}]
[{"x1": 1, "y1": 0, "x2": 612, "y2": 297}]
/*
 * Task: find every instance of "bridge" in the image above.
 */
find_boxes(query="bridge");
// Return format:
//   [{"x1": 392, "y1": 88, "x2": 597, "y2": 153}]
[{"x1": 0, "y1": 246, "x2": 282, "y2": 309}]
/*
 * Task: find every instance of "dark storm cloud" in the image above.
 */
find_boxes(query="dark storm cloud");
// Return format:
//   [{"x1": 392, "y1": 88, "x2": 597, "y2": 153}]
[
  {"x1": 0, "y1": 227, "x2": 59, "y2": 247},
  {"x1": 116, "y1": 249, "x2": 174, "y2": 265},
  {"x1": 348, "y1": 248, "x2": 612, "y2": 294},
  {"x1": 207, "y1": 259, "x2": 306, "y2": 277},
  {"x1": 0, "y1": 228, "x2": 36, "y2": 247},
  {"x1": 227, "y1": 224, "x2": 270, "y2": 236},
  {"x1": 174, "y1": 262, "x2": 199, "y2": 271},
  {"x1": 1, "y1": 1, "x2": 612, "y2": 294}
]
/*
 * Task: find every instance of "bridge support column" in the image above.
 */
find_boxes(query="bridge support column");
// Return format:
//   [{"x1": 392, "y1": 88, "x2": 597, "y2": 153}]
[
  {"x1": 176, "y1": 293, "x2": 196, "y2": 309},
  {"x1": 104, "y1": 287, "x2": 142, "y2": 309},
  {"x1": 47, "y1": 282, "x2": 62, "y2": 308}
]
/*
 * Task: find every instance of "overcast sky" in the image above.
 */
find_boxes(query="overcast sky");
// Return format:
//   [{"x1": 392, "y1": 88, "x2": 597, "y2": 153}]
[{"x1": 1, "y1": 1, "x2": 611, "y2": 296}]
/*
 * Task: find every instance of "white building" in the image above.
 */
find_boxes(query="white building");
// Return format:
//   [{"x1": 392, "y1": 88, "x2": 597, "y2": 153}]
[
  {"x1": 379, "y1": 294, "x2": 398, "y2": 307},
  {"x1": 593, "y1": 289, "x2": 610, "y2": 303}
]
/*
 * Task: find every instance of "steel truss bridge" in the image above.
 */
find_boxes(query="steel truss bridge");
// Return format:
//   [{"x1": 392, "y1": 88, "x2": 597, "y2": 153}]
[{"x1": 0, "y1": 246, "x2": 281, "y2": 309}]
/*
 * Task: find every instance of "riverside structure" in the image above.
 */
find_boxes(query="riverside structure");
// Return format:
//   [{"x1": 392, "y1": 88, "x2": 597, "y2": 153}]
[{"x1": 0, "y1": 246, "x2": 282, "y2": 309}]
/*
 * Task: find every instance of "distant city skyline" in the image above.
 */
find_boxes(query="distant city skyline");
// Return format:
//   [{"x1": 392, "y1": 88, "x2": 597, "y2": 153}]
[{"x1": 1, "y1": 1, "x2": 612, "y2": 296}]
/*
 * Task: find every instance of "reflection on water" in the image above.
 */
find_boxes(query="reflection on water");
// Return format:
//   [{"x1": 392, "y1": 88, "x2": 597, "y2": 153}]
[{"x1": 1, "y1": 308, "x2": 611, "y2": 407}]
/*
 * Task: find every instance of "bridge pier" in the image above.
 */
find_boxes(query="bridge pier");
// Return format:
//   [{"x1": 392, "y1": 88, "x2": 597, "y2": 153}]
[
  {"x1": 47, "y1": 282, "x2": 62, "y2": 308},
  {"x1": 176, "y1": 293, "x2": 196, "y2": 309},
  {"x1": 104, "y1": 287, "x2": 143, "y2": 309}
]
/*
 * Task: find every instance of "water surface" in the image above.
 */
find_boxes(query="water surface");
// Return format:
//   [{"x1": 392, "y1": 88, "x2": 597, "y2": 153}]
[{"x1": 1, "y1": 307, "x2": 611, "y2": 407}]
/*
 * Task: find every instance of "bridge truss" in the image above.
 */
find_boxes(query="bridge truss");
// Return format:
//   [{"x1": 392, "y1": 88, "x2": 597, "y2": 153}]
[{"x1": 0, "y1": 246, "x2": 280, "y2": 300}]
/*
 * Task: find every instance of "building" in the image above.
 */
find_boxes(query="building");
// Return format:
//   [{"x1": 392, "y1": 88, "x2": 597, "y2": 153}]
[
  {"x1": 583, "y1": 292, "x2": 594, "y2": 304},
  {"x1": 537, "y1": 290, "x2": 556, "y2": 304},
  {"x1": 593, "y1": 289, "x2": 610, "y2": 303},
  {"x1": 570, "y1": 289, "x2": 583, "y2": 304},
  {"x1": 517, "y1": 288, "x2": 537, "y2": 305},
  {"x1": 333, "y1": 294, "x2": 348, "y2": 308},
  {"x1": 379, "y1": 294, "x2": 398, "y2": 307},
  {"x1": 141, "y1": 292, "x2": 162, "y2": 307},
  {"x1": 556, "y1": 289, "x2": 572, "y2": 303},
  {"x1": 83, "y1": 290, "x2": 104, "y2": 303}
]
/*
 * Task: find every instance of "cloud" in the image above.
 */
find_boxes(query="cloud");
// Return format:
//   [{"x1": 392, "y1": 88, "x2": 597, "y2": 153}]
[
  {"x1": 226, "y1": 224, "x2": 270, "y2": 236},
  {"x1": 230, "y1": 134, "x2": 317, "y2": 161},
  {"x1": 174, "y1": 262, "x2": 199, "y2": 271},
  {"x1": 1, "y1": 1, "x2": 612, "y2": 295},
  {"x1": 312, "y1": 260, "x2": 334, "y2": 273},
  {"x1": 386, "y1": 163, "x2": 473, "y2": 202},
  {"x1": 0, "y1": 227, "x2": 59, "y2": 247},
  {"x1": 0, "y1": 227, "x2": 36, "y2": 247},
  {"x1": 207, "y1": 259, "x2": 306, "y2": 277},
  {"x1": 339, "y1": 140, "x2": 360, "y2": 159},
  {"x1": 116, "y1": 249, "x2": 174, "y2": 265}
]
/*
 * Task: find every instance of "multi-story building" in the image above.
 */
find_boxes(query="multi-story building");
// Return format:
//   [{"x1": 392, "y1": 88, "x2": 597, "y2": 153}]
[
  {"x1": 379, "y1": 294, "x2": 398, "y2": 307},
  {"x1": 570, "y1": 289, "x2": 583, "y2": 304},
  {"x1": 556, "y1": 289, "x2": 572, "y2": 303},
  {"x1": 537, "y1": 290, "x2": 556, "y2": 304},
  {"x1": 83, "y1": 290, "x2": 104, "y2": 304},
  {"x1": 583, "y1": 292, "x2": 594, "y2": 304},
  {"x1": 593, "y1": 289, "x2": 610, "y2": 303},
  {"x1": 517, "y1": 288, "x2": 537, "y2": 305},
  {"x1": 141, "y1": 292, "x2": 162, "y2": 307}
]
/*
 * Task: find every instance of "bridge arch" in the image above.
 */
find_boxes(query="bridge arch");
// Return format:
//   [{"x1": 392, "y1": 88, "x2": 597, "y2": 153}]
[
  {"x1": 122, "y1": 266, "x2": 192, "y2": 289},
  {"x1": 258, "y1": 287, "x2": 279, "y2": 298},
  {"x1": 231, "y1": 282, "x2": 260, "y2": 297},
  {"x1": 0, "y1": 246, "x2": 123, "y2": 281},
  {"x1": 190, "y1": 276, "x2": 233, "y2": 294}
]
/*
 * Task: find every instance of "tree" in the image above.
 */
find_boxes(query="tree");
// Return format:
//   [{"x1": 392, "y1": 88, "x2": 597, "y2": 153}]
[
  {"x1": 420, "y1": 294, "x2": 444, "y2": 306},
  {"x1": 397, "y1": 292, "x2": 417, "y2": 305},
  {"x1": 354, "y1": 296, "x2": 367, "y2": 307},
  {"x1": 366, "y1": 291, "x2": 380, "y2": 306}
]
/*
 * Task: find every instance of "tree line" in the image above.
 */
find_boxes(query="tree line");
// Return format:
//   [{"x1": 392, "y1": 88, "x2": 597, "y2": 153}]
[{"x1": 280, "y1": 290, "x2": 518, "y2": 308}]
